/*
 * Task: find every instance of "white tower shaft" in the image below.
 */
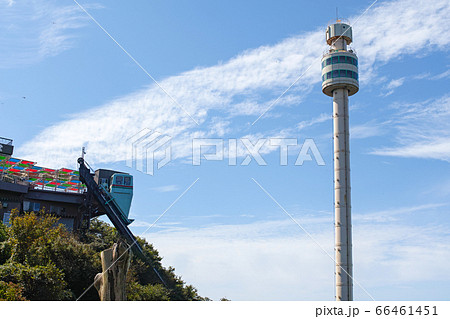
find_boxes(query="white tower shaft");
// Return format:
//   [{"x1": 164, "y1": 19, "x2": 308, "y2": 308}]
[
  {"x1": 321, "y1": 21, "x2": 358, "y2": 301},
  {"x1": 333, "y1": 88, "x2": 353, "y2": 301}
]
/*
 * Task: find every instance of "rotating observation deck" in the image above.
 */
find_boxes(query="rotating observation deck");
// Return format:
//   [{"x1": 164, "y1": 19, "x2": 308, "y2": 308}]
[{"x1": 321, "y1": 23, "x2": 359, "y2": 97}]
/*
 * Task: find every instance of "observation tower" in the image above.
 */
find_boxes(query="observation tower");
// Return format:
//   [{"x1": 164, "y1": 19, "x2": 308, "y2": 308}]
[{"x1": 321, "y1": 21, "x2": 359, "y2": 301}]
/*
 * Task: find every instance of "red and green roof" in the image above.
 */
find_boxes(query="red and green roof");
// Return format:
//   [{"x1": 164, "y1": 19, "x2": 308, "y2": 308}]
[{"x1": 0, "y1": 156, "x2": 86, "y2": 193}]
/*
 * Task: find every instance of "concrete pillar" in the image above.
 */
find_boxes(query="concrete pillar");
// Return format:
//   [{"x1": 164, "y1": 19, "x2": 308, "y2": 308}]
[{"x1": 333, "y1": 88, "x2": 353, "y2": 301}]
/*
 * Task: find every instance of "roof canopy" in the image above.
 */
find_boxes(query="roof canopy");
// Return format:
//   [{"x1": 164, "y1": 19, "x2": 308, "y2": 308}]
[{"x1": 0, "y1": 155, "x2": 86, "y2": 193}]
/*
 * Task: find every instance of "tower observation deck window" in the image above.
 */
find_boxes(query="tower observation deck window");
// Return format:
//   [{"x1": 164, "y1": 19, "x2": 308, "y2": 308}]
[
  {"x1": 322, "y1": 56, "x2": 358, "y2": 69},
  {"x1": 323, "y1": 70, "x2": 358, "y2": 81}
]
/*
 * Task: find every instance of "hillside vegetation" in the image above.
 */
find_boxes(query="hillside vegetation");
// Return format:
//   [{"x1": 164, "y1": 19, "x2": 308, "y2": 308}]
[{"x1": 0, "y1": 209, "x2": 207, "y2": 301}]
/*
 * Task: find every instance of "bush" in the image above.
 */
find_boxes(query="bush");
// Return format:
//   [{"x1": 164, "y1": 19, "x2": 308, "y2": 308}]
[
  {"x1": 0, "y1": 211, "x2": 207, "y2": 301},
  {"x1": 0, "y1": 222, "x2": 10, "y2": 265},
  {"x1": 0, "y1": 222, "x2": 7, "y2": 242},
  {"x1": 7, "y1": 210, "x2": 65, "y2": 265},
  {"x1": 2, "y1": 210, "x2": 100, "y2": 300},
  {"x1": 0, "y1": 280, "x2": 26, "y2": 301},
  {"x1": 126, "y1": 282, "x2": 170, "y2": 301},
  {"x1": 85, "y1": 219, "x2": 207, "y2": 300},
  {"x1": 0, "y1": 262, "x2": 71, "y2": 300}
]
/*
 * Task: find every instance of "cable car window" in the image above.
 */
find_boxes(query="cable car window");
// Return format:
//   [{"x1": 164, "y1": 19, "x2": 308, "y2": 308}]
[
  {"x1": 124, "y1": 176, "x2": 131, "y2": 186},
  {"x1": 115, "y1": 176, "x2": 123, "y2": 185}
]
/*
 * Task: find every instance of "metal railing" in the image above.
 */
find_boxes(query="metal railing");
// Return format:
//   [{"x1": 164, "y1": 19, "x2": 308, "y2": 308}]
[
  {"x1": 323, "y1": 47, "x2": 357, "y2": 57},
  {"x1": 0, "y1": 173, "x2": 86, "y2": 194},
  {"x1": 0, "y1": 137, "x2": 13, "y2": 145}
]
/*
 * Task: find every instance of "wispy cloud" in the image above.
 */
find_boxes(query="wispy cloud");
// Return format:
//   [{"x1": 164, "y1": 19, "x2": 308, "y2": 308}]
[
  {"x1": 150, "y1": 185, "x2": 179, "y2": 193},
  {"x1": 382, "y1": 77, "x2": 405, "y2": 96},
  {"x1": 0, "y1": 0, "x2": 91, "y2": 68},
  {"x1": 430, "y1": 68, "x2": 450, "y2": 80},
  {"x1": 412, "y1": 69, "x2": 450, "y2": 81},
  {"x1": 145, "y1": 203, "x2": 450, "y2": 300},
  {"x1": 297, "y1": 113, "x2": 330, "y2": 130},
  {"x1": 372, "y1": 95, "x2": 450, "y2": 161},
  {"x1": 350, "y1": 121, "x2": 385, "y2": 139},
  {"x1": 16, "y1": 0, "x2": 450, "y2": 168},
  {"x1": 356, "y1": 0, "x2": 450, "y2": 83},
  {"x1": 354, "y1": 203, "x2": 448, "y2": 222}
]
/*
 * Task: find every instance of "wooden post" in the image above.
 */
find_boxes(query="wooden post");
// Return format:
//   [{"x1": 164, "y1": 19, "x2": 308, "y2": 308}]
[{"x1": 94, "y1": 240, "x2": 132, "y2": 301}]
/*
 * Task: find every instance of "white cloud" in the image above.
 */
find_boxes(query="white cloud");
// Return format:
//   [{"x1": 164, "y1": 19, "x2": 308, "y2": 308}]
[
  {"x1": 0, "y1": 0, "x2": 91, "y2": 68},
  {"x1": 430, "y1": 69, "x2": 450, "y2": 80},
  {"x1": 144, "y1": 203, "x2": 450, "y2": 300},
  {"x1": 297, "y1": 113, "x2": 330, "y2": 130},
  {"x1": 144, "y1": 219, "x2": 335, "y2": 300},
  {"x1": 386, "y1": 78, "x2": 405, "y2": 90},
  {"x1": 412, "y1": 73, "x2": 431, "y2": 80},
  {"x1": 150, "y1": 185, "x2": 179, "y2": 193},
  {"x1": 350, "y1": 122, "x2": 384, "y2": 139},
  {"x1": 412, "y1": 69, "x2": 450, "y2": 81},
  {"x1": 372, "y1": 95, "x2": 450, "y2": 161},
  {"x1": 373, "y1": 139, "x2": 450, "y2": 160},
  {"x1": 353, "y1": 203, "x2": 447, "y2": 222},
  {"x1": 15, "y1": 0, "x2": 450, "y2": 168},
  {"x1": 382, "y1": 77, "x2": 405, "y2": 96},
  {"x1": 355, "y1": 0, "x2": 450, "y2": 84}
]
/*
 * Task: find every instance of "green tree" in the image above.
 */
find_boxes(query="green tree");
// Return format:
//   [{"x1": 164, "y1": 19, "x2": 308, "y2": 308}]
[
  {"x1": 126, "y1": 282, "x2": 170, "y2": 301},
  {"x1": 0, "y1": 280, "x2": 26, "y2": 301},
  {"x1": 0, "y1": 222, "x2": 7, "y2": 242},
  {"x1": 2, "y1": 209, "x2": 100, "y2": 300},
  {"x1": 83, "y1": 219, "x2": 207, "y2": 301},
  {"x1": 0, "y1": 262, "x2": 70, "y2": 300},
  {"x1": 0, "y1": 211, "x2": 208, "y2": 301},
  {"x1": 0, "y1": 222, "x2": 11, "y2": 265}
]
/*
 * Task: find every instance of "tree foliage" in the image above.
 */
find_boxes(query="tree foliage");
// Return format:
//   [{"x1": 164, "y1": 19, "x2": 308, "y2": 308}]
[
  {"x1": 0, "y1": 280, "x2": 26, "y2": 301},
  {"x1": 0, "y1": 209, "x2": 207, "y2": 301},
  {"x1": 0, "y1": 262, "x2": 70, "y2": 300},
  {"x1": 126, "y1": 282, "x2": 170, "y2": 301}
]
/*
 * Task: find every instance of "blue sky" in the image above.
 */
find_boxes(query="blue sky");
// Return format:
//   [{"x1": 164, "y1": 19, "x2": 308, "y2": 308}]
[{"x1": 1, "y1": 0, "x2": 450, "y2": 300}]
